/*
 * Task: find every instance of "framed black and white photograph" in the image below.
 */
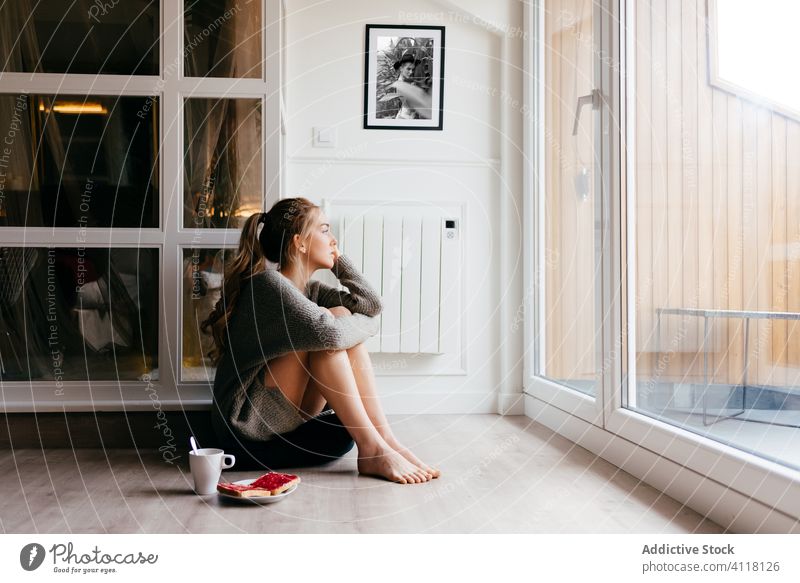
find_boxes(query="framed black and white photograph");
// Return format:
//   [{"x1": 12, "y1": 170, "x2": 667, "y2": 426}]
[{"x1": 363, "y1": 24, "x2": 445, "y2": 130}]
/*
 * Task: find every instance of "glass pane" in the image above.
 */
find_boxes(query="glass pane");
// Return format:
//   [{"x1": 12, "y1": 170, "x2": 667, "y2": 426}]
[
  {"x1": 0, "y1": 0, "x2": 159, "y2": 75},
  {"x1": 184, "y1": 0, "x2": 262, "y2": 78},
  {"x1": 539, "y1": 0, "x2": 601, "y2": 396},
  {"x1": 711, "y1": 0, "x2": 800, "y2": 118},
  {"x1": 0, "y1": 95, "x2": 159, "y2": 228},
  {"x1": 628, "y1": 0, "x2": 800, "y2": 470},
  {"x1": 0, "y1": 247, "x2": 158, "y2": 382},
  {"x1": 183, "y1": 98, "x2": 262, "y2": 229},
  {"x1": 181, "y1": 247, "x2": 234, "y2": 381}
]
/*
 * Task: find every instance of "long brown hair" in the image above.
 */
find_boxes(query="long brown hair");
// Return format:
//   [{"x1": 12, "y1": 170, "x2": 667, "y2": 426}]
[{"x1": 200, "y1": 197, "x2": 321, "y2": 365}]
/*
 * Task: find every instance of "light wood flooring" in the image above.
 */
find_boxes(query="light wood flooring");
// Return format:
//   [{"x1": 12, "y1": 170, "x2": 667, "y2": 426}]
[{"x1": 0, "y1": 414, "x2": 724, "y2": 533}]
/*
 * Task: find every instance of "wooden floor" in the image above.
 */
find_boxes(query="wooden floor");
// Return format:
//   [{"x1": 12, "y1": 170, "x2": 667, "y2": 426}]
[{"x1": 0, "y1": 414, "x2": 724, "y2": 533}]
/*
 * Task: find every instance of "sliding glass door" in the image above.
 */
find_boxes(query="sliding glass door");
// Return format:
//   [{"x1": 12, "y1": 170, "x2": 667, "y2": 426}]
[
  {"x1": 538, "y1": 0, "x2": 604, "y2": 404},
  {"x1": 531, "y1": 0, "x2": 800, "y2": 508},
  {"x1": 624, "y1": 0, "x2": 800, "y2": 470}
]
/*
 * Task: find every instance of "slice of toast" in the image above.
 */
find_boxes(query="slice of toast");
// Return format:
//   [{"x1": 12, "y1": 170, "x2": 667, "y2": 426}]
[{"x1": 217, "y1": 472, "x2": 300, "y2": 497}]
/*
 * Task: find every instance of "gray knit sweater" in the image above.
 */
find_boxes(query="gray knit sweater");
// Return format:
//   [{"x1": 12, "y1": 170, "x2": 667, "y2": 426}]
[{"x1": 210, "y1": 253, "x2": 383, "y2": 444}]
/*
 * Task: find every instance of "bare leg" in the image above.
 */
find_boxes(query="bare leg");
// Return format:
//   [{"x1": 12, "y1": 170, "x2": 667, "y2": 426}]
[
  {"x1": 306, "y1": 348, "x2": 431, "y2": 484},
  {"x1": 345, "y1": 341, "x2": 440, "y2": 478},
  {"x1": 298, "y1": 374, "x2": 327, "y2": 421}
]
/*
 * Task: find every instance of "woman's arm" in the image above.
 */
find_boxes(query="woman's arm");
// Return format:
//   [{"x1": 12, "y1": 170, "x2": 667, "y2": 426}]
[
  {"x1": 309, "y1": 253, "x2": 383, "y2": 317},
  {"x1": 251, "y1": 270, "x2": 379, "y2": 351}
]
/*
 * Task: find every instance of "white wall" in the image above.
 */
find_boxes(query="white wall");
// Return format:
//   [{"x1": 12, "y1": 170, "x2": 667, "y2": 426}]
[{"x1": 283, "y1": 0, "x2": 524, "y2": 414}]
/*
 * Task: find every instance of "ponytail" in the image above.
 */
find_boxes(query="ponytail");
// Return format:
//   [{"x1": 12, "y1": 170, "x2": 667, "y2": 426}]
[
  {"x1": 200, "y1": 197, "x2": 320, "y2": 366},
  {"x1": 200, "y1": 211, "x2": 268, "y2": 366}
]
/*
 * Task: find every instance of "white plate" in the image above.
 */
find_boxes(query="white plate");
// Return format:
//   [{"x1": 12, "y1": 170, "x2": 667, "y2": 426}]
[{"x1": 217, "y1": 478, "x2": 298, "y2": 504}]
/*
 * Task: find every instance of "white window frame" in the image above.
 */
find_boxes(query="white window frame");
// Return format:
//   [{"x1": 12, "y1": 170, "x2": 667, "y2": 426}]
[
  {"x1": 524, "y1": 0, "x2": 800, "y2": 527},
  {"x1": 0, "y1": 0, "x2": 283, "y2": 412}
]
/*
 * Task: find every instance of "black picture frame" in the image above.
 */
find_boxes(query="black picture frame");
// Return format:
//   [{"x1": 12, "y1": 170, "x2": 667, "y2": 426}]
[{"x1": 363, "y1": 24, "x2": 445, "y2": 130}]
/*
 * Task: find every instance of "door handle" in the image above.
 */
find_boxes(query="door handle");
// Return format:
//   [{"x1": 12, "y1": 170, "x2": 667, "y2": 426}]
[{"x1": 572, "y1": 89, "x2": 601, "y2": 136}]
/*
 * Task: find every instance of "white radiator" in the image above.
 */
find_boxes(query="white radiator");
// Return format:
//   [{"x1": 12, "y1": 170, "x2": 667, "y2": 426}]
[{"x1": 317, "y1": 200, "x2": 462, "y2": 355}]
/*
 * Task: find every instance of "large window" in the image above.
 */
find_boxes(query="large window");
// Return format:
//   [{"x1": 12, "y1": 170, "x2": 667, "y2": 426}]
[
  {"x1": 539, "y1": 0, "x2": 602, "y2": 398},
  {"x1": 0, "y1": 1, "x2": 279, "y2": 406},
  {"x1": 626, "y1": 0, "x2": 800, "y2": 470},
  {"x1": 533, "y1": 0, "x2": 800, "y2": 487}
]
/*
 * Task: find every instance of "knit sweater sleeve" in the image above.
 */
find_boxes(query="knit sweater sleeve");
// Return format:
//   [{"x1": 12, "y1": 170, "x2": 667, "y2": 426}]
[
  {"x1": 308, "y1": 253, "x2": 383, "y2": 316},
  {"x1": 252, "y1": 269, "x2": 379, "y2": 351}
]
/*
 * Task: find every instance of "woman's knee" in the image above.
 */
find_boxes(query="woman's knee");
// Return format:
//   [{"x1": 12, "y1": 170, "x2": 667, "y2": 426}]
[{"x1": 308, "y1": 346, "x2": 350, "y2": 364}]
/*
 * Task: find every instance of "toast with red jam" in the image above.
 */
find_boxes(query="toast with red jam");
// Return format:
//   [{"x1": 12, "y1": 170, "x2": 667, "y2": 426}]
[{"x1": 217, "y1": 472, "x2": 300, "y2": 497}]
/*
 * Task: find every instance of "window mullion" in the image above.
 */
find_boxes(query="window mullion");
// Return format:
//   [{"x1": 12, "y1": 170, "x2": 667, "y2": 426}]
[{"x1": 159, "y1": 0, "x2": 183, "y2": 395}]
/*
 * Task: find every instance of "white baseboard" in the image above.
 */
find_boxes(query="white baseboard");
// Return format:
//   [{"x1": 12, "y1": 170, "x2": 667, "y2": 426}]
[
  {"x1": 381, "y1": 391, "x2": 518, "y2": 415},
  {"x1": 524, "y1": 393, "x2": 800, "y2": 533},
  {"x1": 1, "y1": 384, "x2": 523, "y2": 416},
  {"x1": 499, "y1": 392, "x2": 526, "y2": 415}
]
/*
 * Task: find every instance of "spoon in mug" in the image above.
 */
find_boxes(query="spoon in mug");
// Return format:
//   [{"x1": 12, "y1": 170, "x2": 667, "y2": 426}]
[{"x1": 190, "y1": 435, "x2": 233, "y2": 484}]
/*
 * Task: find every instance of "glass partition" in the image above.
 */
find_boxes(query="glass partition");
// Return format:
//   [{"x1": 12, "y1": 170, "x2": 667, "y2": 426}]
[
  {"x1": 184, "y1": 0, "x2": 262, "y2": 78},
  {"x1": 183, "y1": 97, "x2": 262, "y2": 229},
  {"x1": 0, "y1": 246, "x2": 158, "y2": 382},
  {"x1": 0, "y1": 0, "x2": 159, "y2": 75},
  {"x1": 0, "y1": 94, "x2": 159, "y2": 229},
  {"x1": 181, "y1": 247, "x2": 234, "y2": 382}
]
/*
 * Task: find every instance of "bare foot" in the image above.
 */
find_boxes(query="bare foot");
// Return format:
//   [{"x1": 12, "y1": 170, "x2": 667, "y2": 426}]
[
  {"x1": 357, "y1": 443, "x2": 431, "y2": 484},
  {"x1": 383, "y1": 436, "x2": 441, "y2": 479}
]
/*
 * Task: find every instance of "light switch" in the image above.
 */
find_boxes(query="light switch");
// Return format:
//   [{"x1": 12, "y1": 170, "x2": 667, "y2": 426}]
[{"x1": 313, "y1": 126, "x2": 336, "y2": 148}]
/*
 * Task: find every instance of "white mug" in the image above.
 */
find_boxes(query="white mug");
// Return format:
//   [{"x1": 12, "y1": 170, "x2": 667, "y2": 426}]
[{"x1": 189, "y1": 448, "x2": 236, "y2": 495}]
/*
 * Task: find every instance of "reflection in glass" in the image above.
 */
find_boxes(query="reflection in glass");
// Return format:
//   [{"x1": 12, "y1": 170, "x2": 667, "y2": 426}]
[
  {"x1": 183, "y1": 98, "x2": 262, "y2": 229},
  {"x1": 0, "y1": 0, "x2": 159, "y2": 75},
  {"x1": 181, "y1": 247, "x2": 233, "y2": 381},
  {"x1": 0, "y1": 95, "x2": 159, "y2": 228},
  {"x1": 184, "y1": 0, "x2": 262, "y2": 78},
  {"x1": 540, "y1": 0, "x2": 600, "y2": 396},
  {"x1": 0, "y1": 247, "x2": 158, "y2": 382}
]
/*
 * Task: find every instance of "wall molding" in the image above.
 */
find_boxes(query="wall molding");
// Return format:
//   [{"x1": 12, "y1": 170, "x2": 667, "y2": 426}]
[
  {"x1": 288, "y1": 155, "x2": 500, "y2": 168},
  {"x1": 1, "y1": 384, "x2": 516, "y2": 415}
]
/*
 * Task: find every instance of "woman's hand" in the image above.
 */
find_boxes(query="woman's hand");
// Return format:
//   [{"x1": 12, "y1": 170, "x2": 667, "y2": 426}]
[
  {"x1": 327, "y1": 306, "x2": 351, "y2": 318},
  {"x1": 321, "y1": 306, "x2": 351, "y2": 318}
]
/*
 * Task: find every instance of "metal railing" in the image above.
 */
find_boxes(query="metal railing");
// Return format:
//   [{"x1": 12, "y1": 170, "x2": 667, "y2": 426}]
[{"x1": 654, "y1": 308, "x2": 800, "y2": 427}]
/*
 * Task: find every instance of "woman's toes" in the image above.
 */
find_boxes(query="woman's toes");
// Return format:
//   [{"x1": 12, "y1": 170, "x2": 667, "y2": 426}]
[{"x1": 415, "y1": 466, "x2": 431, "y2": 479}]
